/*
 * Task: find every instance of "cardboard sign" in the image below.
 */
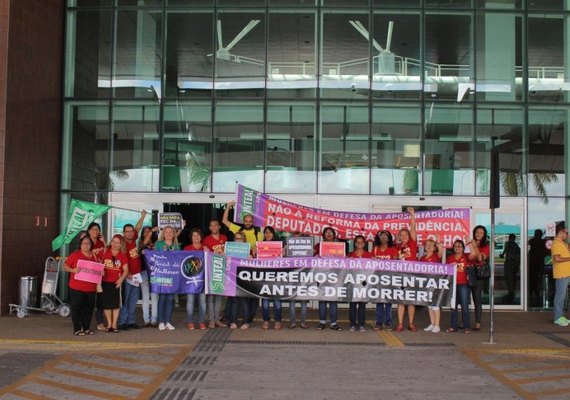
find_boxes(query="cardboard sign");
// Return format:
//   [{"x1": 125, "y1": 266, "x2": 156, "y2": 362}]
[
  {"x1": 225, "y1": 242, "x2": 251, "y2": 258},
  {"x1": 75, "y1": 259, "x2": 105, "y2": 284},
  {"x1": 546, "y1": 222, "x2": 556, "y2": 237},
  {"x1": 319, "y1": 241, "x2": 346, "y2": 258},
  {"x1": 256, "y1": 241, "x2": 283, "y2": 259},
  {"x1": 158, "y1": 212, "x2": 183, "y2": 229},
  {"x1": 286, "y1": 237, "x2": 314, "y2": 257}
]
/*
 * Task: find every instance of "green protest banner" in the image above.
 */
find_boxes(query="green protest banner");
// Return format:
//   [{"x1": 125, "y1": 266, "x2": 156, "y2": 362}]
[{"x1": 51, "y1": 200, "x2": 111, "y2": 251}]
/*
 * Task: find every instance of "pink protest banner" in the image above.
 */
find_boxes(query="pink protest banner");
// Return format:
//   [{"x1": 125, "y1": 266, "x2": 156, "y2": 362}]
[
  {"x1": 320, "y1": 242, "x2": 346, "y2": 258},
  {"x1": 256, "y1": 241, "x2": 283, "y2": 259},
  {"x1": 234, "y1": 185, "x2": 471, "y2": 247},
  {"x1": 75, "y1": 259, "x2": 104, "y2": 284}
]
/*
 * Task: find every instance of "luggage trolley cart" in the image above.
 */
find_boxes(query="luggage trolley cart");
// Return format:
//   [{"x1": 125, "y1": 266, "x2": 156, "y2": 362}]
[{"x1": 9, "y1": 256, "x2": 71, "y2": 318}]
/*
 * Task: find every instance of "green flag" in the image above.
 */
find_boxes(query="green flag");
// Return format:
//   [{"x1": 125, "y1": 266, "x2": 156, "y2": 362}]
[{"x1": 52, "y1": 199, "x2": 112, "y2": 251}]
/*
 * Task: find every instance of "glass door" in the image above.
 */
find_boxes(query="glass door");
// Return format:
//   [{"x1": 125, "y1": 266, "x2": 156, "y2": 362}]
[{"x1": 472, "y1": 202, "x2": 525, "y2": 310}]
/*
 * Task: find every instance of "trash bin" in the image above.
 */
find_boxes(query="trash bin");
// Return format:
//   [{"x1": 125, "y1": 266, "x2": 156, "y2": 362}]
[
  {"x1": 542, "y1": 274, "x2": 551, "y2": 308},
  {"x1": 19, "y1": 276, "x2": 38, "y2": 316}
]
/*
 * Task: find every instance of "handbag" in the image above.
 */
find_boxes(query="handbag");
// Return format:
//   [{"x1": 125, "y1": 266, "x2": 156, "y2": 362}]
[
  {"x1": 466, "y1": 267, "x2": 478, "y2": 288},
  {"x1": 476, "y1": 263, "x2": 491, "y2": 279}
]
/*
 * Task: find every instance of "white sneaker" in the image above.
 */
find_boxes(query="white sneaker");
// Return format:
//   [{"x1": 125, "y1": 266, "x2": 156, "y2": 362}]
[
  {"x1": 158, "y1": 323, "x2": 165, "y2": 331},
  {"x1": 423, "y1": 324, "x2": 434, "y2": 332},
  {"x1": 431, "y1": 326, "x2": 441, "y2": 333},
  {"x1": 165, "y1": 322, "x2": 176, "y2": 331}
]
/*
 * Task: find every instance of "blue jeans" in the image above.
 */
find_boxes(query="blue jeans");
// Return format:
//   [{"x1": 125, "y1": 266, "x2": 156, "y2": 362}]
[
  {"x1": 451, "y1": 284, "x2": 471, "y2": 330},
  {"x1": 157, "y1": 293, "x2": 174, "y2": 324},
  {"x1": 319, "y1": 301, "x2": 338, "y2": 325},
  {"x1": 289, "y1": 301, "x2": 307, "y2": 324},
  {"x1": 349, "y1": 302, "x2": 366, "y2": 327},
  {"x1": 230, "y1": 297, "x2": 250, "y2": 324},
  {"x1": 207, "y1": 295, "x2": 224, "y2": 322},
  {"x1": 118, "y1": 282, "x2": 140, "y2": 325},
  {"x1": 186, "y1": 292, "x2": 207, "y2": 324},
  {"x1": 246, "y1": 298, "x2": 259, "y2": 323},
  {"x1": 554, "y1": 276, "x2": 570, "y2": 320},
  {"x1": 375, "y1": 303, "x2": 392, "y2": 326},
  {"x1": 262, "y1": 299, "x2": 282, "y2": 322}
]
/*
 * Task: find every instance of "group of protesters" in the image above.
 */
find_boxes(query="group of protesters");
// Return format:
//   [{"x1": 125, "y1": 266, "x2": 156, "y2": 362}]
[{"x1": 63, "y1": 202, "x2": 491, "y2": 336}]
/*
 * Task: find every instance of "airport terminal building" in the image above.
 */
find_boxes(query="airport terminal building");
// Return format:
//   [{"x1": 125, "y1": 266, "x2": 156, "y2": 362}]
[{"x1": 1, "y1": 0, "x2": 569, "y2": 313}]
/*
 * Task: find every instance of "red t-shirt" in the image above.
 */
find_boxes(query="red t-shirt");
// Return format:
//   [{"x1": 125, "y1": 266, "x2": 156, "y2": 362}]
[
  {"x1": 420, "y1": 253, "x2": 441, "y2": 263},
  {"x1": 397, "y1": 239, "x2": 418, "y2": 261},
  {"x1": 124, "y1": 231, "x2": 141, "y2": 275},
  {"x1": 183, "y1": 244, "x2": 204, "y2": 251},
  {"x1": 92, "y1": 239, "x2": 105, "y2": 261},
  {"x1": 478, "y1": 244, "x2": 490, "y2": 265},
  {"x1": 373, "y1": 246, "x2": 398, "y2": 259},
  {"x1": 202, "y1": 234, "x2": 228, "y2": 254},
  {"x1": 449, "y1": 254, "x2": 468, "y2": 285},
  {"x1": 66, "y1": 250, "x2": 99, "y2": 293},
  {"x1": 101, "y1": 248, "x2": 128, "y2": 283},
  {"x1": 348, "y1": 250, "x2": 372, "y2": 258}
]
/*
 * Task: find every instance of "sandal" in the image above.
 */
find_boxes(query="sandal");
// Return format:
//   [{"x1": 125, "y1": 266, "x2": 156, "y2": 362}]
[
  {"x1": 408, "y1": 323, "x2": 417, "y2": 332},
  {"x1": 97, "y1": 324, "x2": 106, "y2": 331},
  {"x1": 445, "y1": 328, "x2": 457, "y2": 333},
  {"x1": 106, "y1": 328, "x2": 113, "y2": 333},
  {"x1": 84, "y1": 330, "x2": 94, "y2": 335},
  {"x1": 464, "y1": 329, "x2": 471, "y2": 334},
  {"x1": 74, "y1": 330, "x2": 85, "y2": 336},
  {"x1": 240, "y1": 323, "x2": 250, "y2": 330},
  {"x1": 395, "y1": 324, "x2": 404, "y2": 332}
]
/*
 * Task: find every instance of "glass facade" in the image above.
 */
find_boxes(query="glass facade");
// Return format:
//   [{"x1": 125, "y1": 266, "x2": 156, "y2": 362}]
[{"x1": 63, "y1": 1, "x2": 570, "y2": 307}]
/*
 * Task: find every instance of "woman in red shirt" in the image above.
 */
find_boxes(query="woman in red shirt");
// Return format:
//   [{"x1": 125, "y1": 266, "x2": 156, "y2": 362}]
[
  {"x1": 372, "y1": 230, "x2": 397, "y2": 330},
  {"x1": 395, "y1": 207, "x2": 418, "y2": 332},
  {"x1": 86, "y1": 222, "x2": 106, "y2": 331},
  {"x1": 467, "y1": 225, "x2": 490, "y2": 331},
  {"x1": 348, "y1": 235, "x2": 372, "y2": 331},
  {"x1": 63, "y1": 235, "x2": 99, "y2": 335},
  {"x1": 446, "y1": 240, "x2": 472, "y2": 334},
  {"x1": 420, "y1": 238, "x2": 444, "y2": 333},
  {"x1": 101, "y1": 234, "x2": 129, "y2": 332}
]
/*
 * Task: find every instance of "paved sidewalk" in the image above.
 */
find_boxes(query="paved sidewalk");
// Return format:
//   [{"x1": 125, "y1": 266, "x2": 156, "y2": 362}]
[{"x1": 0, "y1": 308, "x2": 569, "y2": 399}]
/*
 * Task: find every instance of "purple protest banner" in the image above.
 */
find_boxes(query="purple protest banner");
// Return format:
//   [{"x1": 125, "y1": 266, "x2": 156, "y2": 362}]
[
  {"x1": 234, "y1": 184, "x2": 471, "y2": 247},
  {"x1": 145, "y1": 250, "x2": 204, "y2": 294},
  {"x1": 205, "y1": 252, "x2": 456, "y2": 306}
]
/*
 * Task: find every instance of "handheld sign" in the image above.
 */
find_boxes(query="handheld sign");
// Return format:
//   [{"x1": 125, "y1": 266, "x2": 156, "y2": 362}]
[
  {"x1": 158, "y1": 212, "x2": 183, "y2": 229},
  {"x1": 320, "y1": 241, "x2": 346, "y2": 258},
  {"x1": 75, "y1": 259, "x2": 105, "y2": 284},
  {"x1": 225, "y1": 242, "x2": 251, "y2": 258},
  {"x1": 256, "y1": 241, "x2": 283, "y2": 259},
  {"x1": 286, "y1": 237, "x2": 314, "y2": 257}
]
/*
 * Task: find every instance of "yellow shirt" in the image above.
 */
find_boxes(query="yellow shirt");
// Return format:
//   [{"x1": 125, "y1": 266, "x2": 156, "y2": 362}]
[
  {"x1": 551, "y1": 238, "x2": 570, "y2": 279},
  {"x1": 229, "y1": 223, "x2": 264, "y2": 251}
]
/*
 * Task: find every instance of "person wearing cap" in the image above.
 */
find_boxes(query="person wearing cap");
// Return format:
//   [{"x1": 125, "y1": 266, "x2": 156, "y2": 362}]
[
  {"x1": 552, "y1": 221, "x2": 570, "y2": 327},
  {"x1": 372, "y1": 230, "x2": 398, "y2": 330}
]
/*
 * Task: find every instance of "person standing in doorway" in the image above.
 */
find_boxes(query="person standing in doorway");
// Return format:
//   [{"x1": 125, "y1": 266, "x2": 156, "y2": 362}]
[
  {"x1": 528, "y1": 229, "x2": 547, "y2": 306},
  {"x1": 501, "y1": 233, "x2": 520, "y2": 304}
]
